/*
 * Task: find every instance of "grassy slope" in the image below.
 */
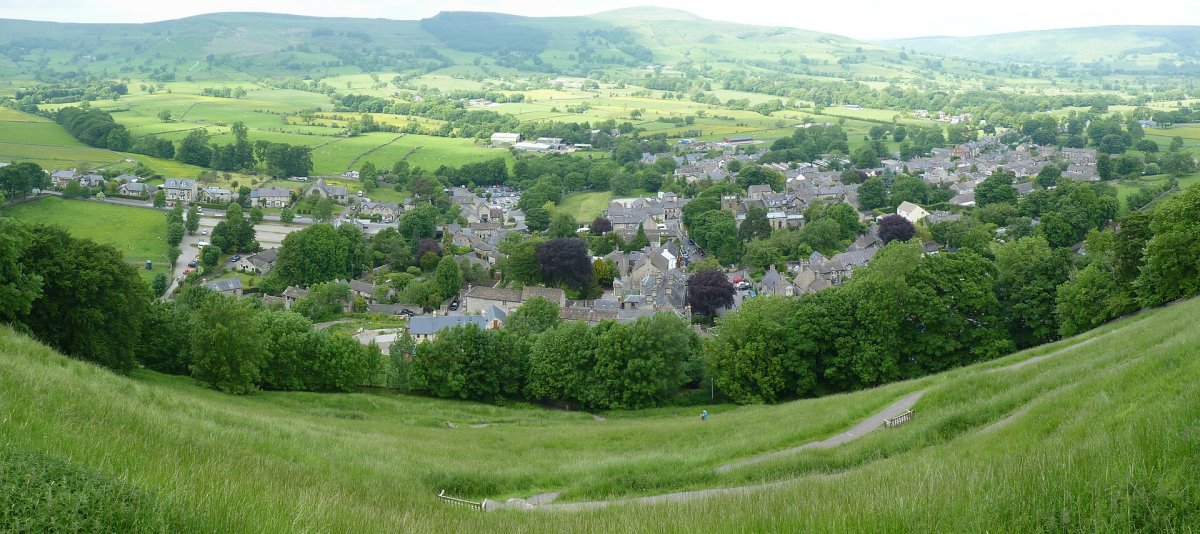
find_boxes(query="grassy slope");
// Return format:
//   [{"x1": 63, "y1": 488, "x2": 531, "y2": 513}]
[
  {"x1": 1, "y1": 295, "x2": 1198, "y2": 531},
  {"x1": 1, "y1": 196, "x2": 170, "y2": 283},
  {"x1": 884, "y1": 25, "x2": 1200, "y2": 66}
]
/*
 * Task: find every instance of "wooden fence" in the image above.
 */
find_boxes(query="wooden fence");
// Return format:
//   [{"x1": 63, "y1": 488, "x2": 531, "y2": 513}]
[
  {"x1": 437, "y1": 489, "x2": 484, "y2": 511},
  {"x1": 883, "y1": 410, "x2": 914, "y2": 428}
]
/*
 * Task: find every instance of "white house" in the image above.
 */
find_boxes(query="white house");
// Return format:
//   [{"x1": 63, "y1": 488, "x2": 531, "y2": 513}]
[{"x1": 896, "y1": 201, "x2": 930, "y2": 224}]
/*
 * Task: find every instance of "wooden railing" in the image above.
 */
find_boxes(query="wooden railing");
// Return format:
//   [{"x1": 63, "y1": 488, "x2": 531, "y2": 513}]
[
  {"x1": 437, "y1": 489, "x2": 484, "y2": 511},
  {"x1": 883, "y1": 410, "x2": 914, "y2": 428}
]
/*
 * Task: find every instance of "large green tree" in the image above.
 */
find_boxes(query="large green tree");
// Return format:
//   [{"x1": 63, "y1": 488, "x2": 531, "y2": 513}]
[
  {"x1": 18, "y1": 225, "x2": 150, "y2": 373},
  {"x1": 188, "y1": 293, "x2": 266, "y2": 394}
]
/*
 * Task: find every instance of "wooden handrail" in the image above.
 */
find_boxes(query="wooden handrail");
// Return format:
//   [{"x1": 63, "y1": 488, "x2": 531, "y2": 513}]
[
  {"x1": 437, "y1": 489, "x2": 485, "y2": 511},
  {"x1": 883, "y1": 410, "x2": 914, "y2": 428}
]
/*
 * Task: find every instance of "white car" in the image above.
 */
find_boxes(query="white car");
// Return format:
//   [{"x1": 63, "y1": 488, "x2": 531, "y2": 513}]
[{"x1": 201, "y1": 228, "x2": 208, "y2": 235}]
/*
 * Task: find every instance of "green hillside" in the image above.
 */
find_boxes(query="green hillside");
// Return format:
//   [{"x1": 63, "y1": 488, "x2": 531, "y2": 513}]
[
  {"x1": 2, "y1": 294, "x2": 1198, "y2": 531},
  {"x1": 885, "y1": 25, "x2": 1200, "y2": 72},
  {"x1": 0, "y1": 9, "x2": 937, "y2": 81}
]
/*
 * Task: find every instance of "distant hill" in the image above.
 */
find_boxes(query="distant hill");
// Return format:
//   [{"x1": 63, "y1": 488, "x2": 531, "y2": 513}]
[
  {"x1": 884, "y1": 26, "x2": 1200, "y2": 73},
  {"x1": 0, "y1": 9, "x2": 936, "y2": 81}
]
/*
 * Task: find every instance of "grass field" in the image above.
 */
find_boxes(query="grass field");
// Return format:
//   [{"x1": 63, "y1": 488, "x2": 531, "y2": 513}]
[
  {"x1": 2, "y1": 290, "x2": 1198, "y2": 531},
  {"x1": 1114, "y1": 171, "x2": 1200, "y2": 213},
  {"x1": 1, "y1": 197, "x2": 170, "y2": 283},
  {"x1": 555, "y1": 190, "x2": 613, "y2": 223}
]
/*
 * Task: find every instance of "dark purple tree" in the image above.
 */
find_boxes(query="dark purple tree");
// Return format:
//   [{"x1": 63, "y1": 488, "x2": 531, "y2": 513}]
[
  {"x1": 878, "y1": 214, "x2": 916, "y2": 244},
  {"x1": 686, "y1": 269, "x2": 735, "y2": 317},
  {"x1": 590, "y1": 216, "x2": 613, "y2": 235},
  {"x1": 536, "y1": 238, "x2": 593, "y2": 293}
]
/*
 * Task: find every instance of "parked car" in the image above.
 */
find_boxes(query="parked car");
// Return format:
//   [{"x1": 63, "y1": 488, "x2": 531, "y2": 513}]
[
  {"x1": 449, "y1": 297, "x2": 460, "y2": 311},
  {"x1": 187, "y1": 260, "x2": 198, "y2": 268},
  {"x1": 400, "y1": 309, "x2": 415, "y2": 316},
  {"x1": 201, "y1": 228, "x2": 208, "y2": 235},
  {"x1": 230, "y1": 254, "x2": 241, "y2": 262}
]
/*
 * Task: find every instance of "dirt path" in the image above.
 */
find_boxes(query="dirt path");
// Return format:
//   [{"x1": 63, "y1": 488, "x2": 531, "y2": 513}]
[
  {"x1": 714, "y1": 391, "x2": 924, "y2": 473},
  {"x1": 494, "y1": 305, "x2": 1174, "y2": 512}
]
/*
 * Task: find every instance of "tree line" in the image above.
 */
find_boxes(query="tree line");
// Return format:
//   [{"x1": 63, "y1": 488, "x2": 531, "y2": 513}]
[{"x1": 403, "y1": 298, "x2": 702, "y2": 410}]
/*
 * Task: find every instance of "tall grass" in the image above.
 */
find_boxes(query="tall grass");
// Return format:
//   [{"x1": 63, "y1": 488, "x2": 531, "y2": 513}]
[{"x1": 1, "y1": 297, "x2": 1198, "y2": 531}]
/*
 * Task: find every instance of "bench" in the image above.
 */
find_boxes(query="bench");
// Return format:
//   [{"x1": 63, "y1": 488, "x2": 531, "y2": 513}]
[
  {"x1": 883, "y1": 410, "x2": 914, "y2": 428},
  {"x1": 437, "y1": 489, "x2": 484, "y2": 511}
]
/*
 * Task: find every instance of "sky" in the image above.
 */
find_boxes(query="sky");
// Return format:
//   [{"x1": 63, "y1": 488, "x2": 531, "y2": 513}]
[{"x1": 0, "y1": 0, "x2": 1197, "y2": 40}]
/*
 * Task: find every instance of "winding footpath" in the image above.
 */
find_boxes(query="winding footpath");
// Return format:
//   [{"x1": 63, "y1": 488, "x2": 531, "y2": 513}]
[{"x1": 489, "y1": 313, "x2": 1157, "y2": 512}]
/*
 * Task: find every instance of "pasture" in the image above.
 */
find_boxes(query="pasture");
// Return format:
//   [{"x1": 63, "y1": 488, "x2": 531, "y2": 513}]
[{"x1": 1, "y1": 196, "x2": 171, "y2": 283}]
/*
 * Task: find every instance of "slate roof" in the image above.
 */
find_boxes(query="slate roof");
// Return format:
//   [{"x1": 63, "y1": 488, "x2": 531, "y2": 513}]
[
  {"x1": 408, "y1": 315, "x2": 486, "y2": 335},
  {"x1": 205, "y1": 278, "x2": 243, "y2": 293}
]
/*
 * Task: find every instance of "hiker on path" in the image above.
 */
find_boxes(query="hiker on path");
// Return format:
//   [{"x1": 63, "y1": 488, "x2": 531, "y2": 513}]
[{"x1": 701, "y1": 410, "x2": 709, "y2": 422}]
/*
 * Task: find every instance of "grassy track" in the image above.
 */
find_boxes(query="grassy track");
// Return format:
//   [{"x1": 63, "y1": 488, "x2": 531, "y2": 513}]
[
  {"x1": 1, "y1": 294, "x2": 1198, "y2": 531},
  {"x1": 1, "y1": 196, "x2": 170, "y2": 283}
]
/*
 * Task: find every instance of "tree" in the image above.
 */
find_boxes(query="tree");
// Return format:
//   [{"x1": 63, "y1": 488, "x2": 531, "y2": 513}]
[
  {"x1": 691, "y1": 210, "x2": 740, "y2": 265},
  {"x1": 18, "y1": 225, "x2": 150, "y2": 373},
  {"x1": 738, "y1": 207, "x2": 772, "y2": 242},
  {"x1": 189, "y1": 293, "x2": 266, "y2": 394},
  {"x1": 877, "y1": 215, "x2": 915, "y2": 244},
  {"x1": 1055, "y1": 264, "x2": 1127, "y2": 337},
  {"x1": 268, "y1": 224, "x2": 353, "y2": 288},
  {"x1": 1035, "y1": 165, "x2": 1062, "y2": 189},
  {"x1": 1136, "y1": 185, "x2": 1200, "y2": 306},
  {"x1": 434, "y1": 255, "x2": 462, "y2": 299},
  {"x1": 706, "y1": 296, "x2": 804, "y2": 403},
  {"x1": 1135, "y1": 139, "x2": 1159, "y2": 153},
  {"x1": 62, "y1": 180, "x2": 84, "y2": 199},
  {"x1": 249, "y1": 207, "x2": 264, "y2": 224},
  {"x1": 1160, "y1": 151, "x2": 1196, "y2": 177},
  {"x1": 1096, "y1": 153, "x2": 1114, "y2": 181},
  {"x1": 536, "y1": 238, "x2": 593, "y2": 293},
  {"x1": 0, "y1": 218, "x2": 42, "y2": 324},
  {"x1": 292, "y1": 281, "x2": 351, "y2": 321},
  {"x1": 151, "y1": 272, "x2": 169, "y2": 297},
  {"x1": 498, "y1": 234, "x2": 544, "y2": 286},
  {"x1": 975, "y1": 170, "x2": 1018, "y2": 208},
  {"x1": 0, "y1": 162, "x2": 48, "y2": 199},
  {"x1": 686, "y1": 268, "x2": 735, "y2": 317},
  {"x1": 186, "y1": 205, "x2": 200, "y2": 235},
  {"x1": 994, "y1": 236, "x2": 1071, "y2": 348},
  {"x1": 175, "y1": 129, "x2": 213, "y2": 166},
  {"x1": 889, "y1": 176, "x2": 927, "y2": 207},
  {"x1": 1169, "y1": 136, "x2": 1184, "y2": 153},
  {"x1": 152, "y1": 190, "x2": 166, "y2": 208},
  {"x1": 525, "y1": 321, "x2": 594, "y2": 404},
  {"x1": 202, "y1": 245, "x2": 220, "y2": 267},
  {"x1": 360, "y1": 162, "x2": 378, "y2": 191},
  {"x1": 857, "y1": 176, "x2": 888, "y2": 210},
  {"x1": 410, "y1": 325, "x2": 526, "y2": 402},
  {"x1": 549, "y1": 212, "x2": 579, "y2": 238},
  {"x1": 524, "y1": 206, "x2": 550, "y2": 233},
  {"x1": 157, "y1": 110, "x2": 172, "y2": 122},
  {"x1": 166, "y1": 222, "x2": 184, "y2": 247},
  {"x1": 398, "y1": 203, "x2": 439, "y2": 243},
  {"x1": 314, "y1": 197, "x2": 334, "y2": 223},
  {"x1": 507, "y1": 296, "x2": 560, "y2": 336},
  {"x1": 590, "y1": 216, "x2": 612, "y2": 235},
  {"x1": 280, "y1": 208, "x2": 295, "y2": 224}
]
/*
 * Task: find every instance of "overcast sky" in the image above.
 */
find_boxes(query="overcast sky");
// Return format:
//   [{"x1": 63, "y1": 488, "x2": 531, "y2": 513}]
[{"x1": 1, "y1": 0, "x2": 1196, "y2": 40}]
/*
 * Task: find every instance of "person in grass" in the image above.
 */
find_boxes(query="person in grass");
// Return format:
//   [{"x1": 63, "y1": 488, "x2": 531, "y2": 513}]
[{"x1": 701, "y1": 410, "x2": 709, "y2": 422}]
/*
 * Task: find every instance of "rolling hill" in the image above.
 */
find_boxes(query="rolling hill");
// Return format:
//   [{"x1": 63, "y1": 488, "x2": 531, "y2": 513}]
[
  {"x1": 885, "y1": 25, "x2": 1200, "y2": 73},
  {"x1": 0, "y1": 8, "x2": 939, "y2": 81},
  {"x1": 2, "y1": 293, "x2": 1198, "y2": 531}
]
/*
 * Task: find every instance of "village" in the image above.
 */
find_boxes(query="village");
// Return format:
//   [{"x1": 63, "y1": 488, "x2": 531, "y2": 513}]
[{"x1": 22, "y1": 126, "x2": 1105, "y2": 352}]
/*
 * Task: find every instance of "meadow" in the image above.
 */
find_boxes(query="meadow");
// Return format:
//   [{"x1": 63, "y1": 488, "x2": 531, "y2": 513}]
[
  {"x1": 555, "y1": 190, "x2": 614, "y2": 223},
  {"x1": 1, "y1": 196, "x2": 171, "y2": 283},
  {"x1": 1, "y1": 291, "x2": 1197, "y2": 531}
]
